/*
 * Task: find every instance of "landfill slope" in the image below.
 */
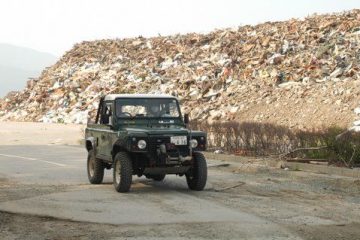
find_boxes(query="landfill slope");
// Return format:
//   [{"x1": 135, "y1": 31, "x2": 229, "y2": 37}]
[{"x1": 0, "y1": 10, "x2": 359, "y2": 129}]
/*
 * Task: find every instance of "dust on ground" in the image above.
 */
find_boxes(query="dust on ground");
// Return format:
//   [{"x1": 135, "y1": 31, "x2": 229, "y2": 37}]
[{"x1": 0, "y1": 121, "x2": 84, "y2": 145}]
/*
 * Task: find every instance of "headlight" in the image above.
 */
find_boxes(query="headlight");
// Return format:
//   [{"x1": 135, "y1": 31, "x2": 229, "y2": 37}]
[
  {"x1": 190, "y1": 139, "x2": 198, "y2": 148},
  {"x1": 137, "y1": 140, "x2": 147, "y2": 149}
]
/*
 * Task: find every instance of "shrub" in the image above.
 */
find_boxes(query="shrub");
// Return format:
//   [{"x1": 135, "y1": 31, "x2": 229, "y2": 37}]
[
  {"x1": 190, "y1": 121, "x2": 359, "y2": 168},
  {"x1": 325, "y1": 128, "x2": 360, "y2": 167}
]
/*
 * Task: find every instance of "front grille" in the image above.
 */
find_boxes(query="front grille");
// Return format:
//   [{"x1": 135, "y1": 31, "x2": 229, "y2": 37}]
[
  {"x1": 148, "y1": 136, "x2": 190, "y2": 157},
  {"x1": 148, "y1": 136, "x2": 169, "y2": 152}
]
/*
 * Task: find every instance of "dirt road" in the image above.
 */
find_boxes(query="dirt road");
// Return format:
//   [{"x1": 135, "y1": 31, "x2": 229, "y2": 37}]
[{"x1": 0, "y1": 122, "x2": 359, "y2": 239}]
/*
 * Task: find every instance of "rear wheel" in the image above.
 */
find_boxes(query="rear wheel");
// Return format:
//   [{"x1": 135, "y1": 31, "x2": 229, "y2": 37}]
[
  {"x1": 186, "y1": 152, "x2": 207, "y2": 191},
  {"x1": 87, "y1": 150, "x2": 104, "y2": 184},
  {"x1": 113, "y1": 152, "x2": 133, "y2": 192}
]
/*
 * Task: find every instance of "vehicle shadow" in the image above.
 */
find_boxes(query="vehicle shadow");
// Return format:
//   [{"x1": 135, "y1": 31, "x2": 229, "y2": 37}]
[{"x1": 101, "y1": 177, "x2": 210, "y2": 194}]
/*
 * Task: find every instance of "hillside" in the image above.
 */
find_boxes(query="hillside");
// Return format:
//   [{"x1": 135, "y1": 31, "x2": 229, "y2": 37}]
[
  {"x1": 0, "y1": 10, "x2": 359, "y2": 129},
  {"x1": 0, "y1": 65, "x2": 38, "y2": 97},
  {"x1": 0, "y1": 44, "x2": 57, "y2": 97}
]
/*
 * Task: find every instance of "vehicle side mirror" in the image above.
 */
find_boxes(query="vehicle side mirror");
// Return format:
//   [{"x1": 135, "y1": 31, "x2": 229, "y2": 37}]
[{"x1": 184, "y1": 113, "x2": 189, "y2": 124}]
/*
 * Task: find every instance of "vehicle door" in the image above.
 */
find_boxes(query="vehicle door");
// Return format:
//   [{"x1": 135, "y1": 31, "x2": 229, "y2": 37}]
[{"x1": 97, "y1": 101, "x2": 114, "y2": 161}]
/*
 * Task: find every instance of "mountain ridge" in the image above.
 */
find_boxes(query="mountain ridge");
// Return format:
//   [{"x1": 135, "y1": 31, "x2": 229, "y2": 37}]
[{"x1": 0, "y1": 43, "x2": 57, "y2": 97}]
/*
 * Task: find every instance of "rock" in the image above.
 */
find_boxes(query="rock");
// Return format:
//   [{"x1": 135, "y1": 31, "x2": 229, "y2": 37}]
[
  {"x1": 268, "y1": 53, "x2": 283, "y2": 65},
  {"x1": 354, "y1": 107, "x2": 360, "y2": 115},
  {"x1": 132, "y1": 39, "x2": 143, "y2": 46},
  {"x1": 203, "y1": 89, "x2": 220, "y2": 98},
  {"x1": 214, "y1": 150, "x2": 224, "y2": 154},
  {"x1": 353, "y1": 120, "x2": 360, "y2": 126},
  {"x1": 282, "y1": 40, "x2": 290, "y2": 54},
  {"x1": 160, "y1": 58, "x2": 175, "y2": 70},
  {"x1": 278, "y1": 82, "x2": 302, "y2": 88},
  {"x1": 330, "y1": 68, "x2": 343, "y2": 78},
  {"x1": 335, "y1": 99, "x2": 342, "y2": 105},
  {"x1": 209, "y1": 110, "x2": 222, "y2": 119},
  {"x1": 302, "y1": 77, "x2": 311, "y2": 84},
  {"x1": 189, "y1": 90, "x2": 199, "y2": 100},
  {"x1": 229, "y1": 106, "x2": 239, "y2": 113},
  {"x1": 349, "y1": 125, "x2": 360, "y2": 132}
]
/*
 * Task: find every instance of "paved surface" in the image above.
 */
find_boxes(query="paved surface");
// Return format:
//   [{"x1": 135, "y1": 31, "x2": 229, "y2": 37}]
[
  {"x1": 1, "y1": 145, "x2": 360, "y2": 240},
  {"x1": 0, "y1": 145, "x2": 301, "y2": 239}
]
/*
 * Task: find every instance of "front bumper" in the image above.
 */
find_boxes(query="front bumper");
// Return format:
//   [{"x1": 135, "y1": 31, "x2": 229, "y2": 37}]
[
  {"x1": 143, "y1": 166, "x2": 191, "y2": 175},
  {"x1": 165, "y1": 155, "x2": 192, "y2": 164}
]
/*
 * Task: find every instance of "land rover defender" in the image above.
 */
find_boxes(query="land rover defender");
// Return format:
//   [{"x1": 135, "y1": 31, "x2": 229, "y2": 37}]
[{"x1": 85, "y1": 94, "x2": 207, "y2": 192}]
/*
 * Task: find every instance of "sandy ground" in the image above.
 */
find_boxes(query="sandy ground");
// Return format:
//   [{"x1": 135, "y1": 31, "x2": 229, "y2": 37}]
[
  {"x1": 0, "y1": 121, "x2": 84, "y2": 145},
  {"x1": 0, "y1": 122, "x2": 359, "y2": 240}
]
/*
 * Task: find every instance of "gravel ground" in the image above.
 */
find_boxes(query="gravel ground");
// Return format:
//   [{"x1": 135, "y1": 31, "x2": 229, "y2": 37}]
[
  {"x1": 1, "y1": 165, "x2": 359, "y2": 240},
  {"x1": 0, "y1": 122, "x2": 359, "y2": 239}
]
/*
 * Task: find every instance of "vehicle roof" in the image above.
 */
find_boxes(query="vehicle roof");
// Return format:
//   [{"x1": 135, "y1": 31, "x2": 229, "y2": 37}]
[{"x1": 104, "y1": 94, "x2": 177, "y2": 101}]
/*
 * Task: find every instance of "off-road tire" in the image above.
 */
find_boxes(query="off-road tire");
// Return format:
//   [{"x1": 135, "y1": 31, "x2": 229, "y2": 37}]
[
  {"x1": 186, "y1": 152, "x2": 207, "y2": 191},
  {"x1": 113, "y1": 152, "x2": 133, "y2": 193},
  {"x1": 87, "y1": 149, "x2": 104, "y2": 184},
  {"x1": 151, "y1": 174, "x2": 166, "y2": 181}
]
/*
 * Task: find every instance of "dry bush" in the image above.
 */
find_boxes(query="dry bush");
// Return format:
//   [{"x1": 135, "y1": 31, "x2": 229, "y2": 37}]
[
  {"x1": 190, "y1": 120, "x2": 359, "y2": 167},
  {"x1": 323, "y1": 128, "x2": 360, "y2": 167},
  {"x1": 191, "y1": 121, "x2": 295, "y2": 155}
]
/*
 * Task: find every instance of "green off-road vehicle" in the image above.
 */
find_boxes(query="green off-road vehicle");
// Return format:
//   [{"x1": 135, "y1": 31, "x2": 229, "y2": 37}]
[{"x1": 85, "y1": 94, "x2": 207, "y2": 192}]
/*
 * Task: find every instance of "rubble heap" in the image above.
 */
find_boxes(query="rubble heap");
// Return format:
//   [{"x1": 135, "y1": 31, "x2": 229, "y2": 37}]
[{"x1": 1, "y1": 10, "x2": 360, "y2": 129}]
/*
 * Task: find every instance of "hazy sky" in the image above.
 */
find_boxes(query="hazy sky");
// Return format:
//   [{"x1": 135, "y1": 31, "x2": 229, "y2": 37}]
[{"x1": 0, "y1": 0, "x2": 359, "y2": 56}]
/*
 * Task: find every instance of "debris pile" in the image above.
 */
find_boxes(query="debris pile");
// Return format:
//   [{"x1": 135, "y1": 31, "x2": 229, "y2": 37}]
[{"x1": 0, "y1": 10, "x2": 360, "y2": 128}]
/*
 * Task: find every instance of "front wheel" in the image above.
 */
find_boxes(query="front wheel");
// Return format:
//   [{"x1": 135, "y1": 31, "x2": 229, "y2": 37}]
[
  {"x1": 186, "y1": 152, "x2": 207, "y2": 191},
  {"x1": 87, "y1": 150, "x2": 104, "y2": 184},
  {"x1": 113, "y1": 152, "x2": 133, "y2": 193}
]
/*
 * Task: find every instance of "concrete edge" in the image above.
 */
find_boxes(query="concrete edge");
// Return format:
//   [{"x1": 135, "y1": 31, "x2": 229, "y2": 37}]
[
  {"x1": 203, "y1": 152, "x2": 360, "y2": 179},
  {"x1": 203, "y1": 152, "x2": 280, "y2": 168},
  {"x1": 282, "y1": 162, "x2": 360, "y2": 178}
]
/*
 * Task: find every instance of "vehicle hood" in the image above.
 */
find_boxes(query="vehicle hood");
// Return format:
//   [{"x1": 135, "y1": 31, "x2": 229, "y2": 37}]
[{"x1": 121, "y1": 126, "x2": 190, "y2": 136}]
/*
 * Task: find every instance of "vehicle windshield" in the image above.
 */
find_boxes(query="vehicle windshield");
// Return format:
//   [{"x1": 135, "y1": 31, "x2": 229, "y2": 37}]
[{"x1": 115, "y1": 98, "x2": 181, "y2": 118}]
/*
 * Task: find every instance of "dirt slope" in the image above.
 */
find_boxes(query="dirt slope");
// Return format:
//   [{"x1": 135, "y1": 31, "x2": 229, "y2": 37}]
[{"x1": 1, "y1": 10, "x2": 359, "y2": 129}]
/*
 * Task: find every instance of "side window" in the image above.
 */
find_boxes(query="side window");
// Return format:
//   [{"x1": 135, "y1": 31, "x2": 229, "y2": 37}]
[
  {"x1": 100, "y1": 102, "x2": 112, "y2": 125},
  {"x1": 168, "y1": 101, "x2": 179, "y2": 117},
  {"x1": 106, "y1": 104, "x2": 113, "y2": 125},
  {"x1": 159, "y1": 100, "x2": 179, "y2": 117}
]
